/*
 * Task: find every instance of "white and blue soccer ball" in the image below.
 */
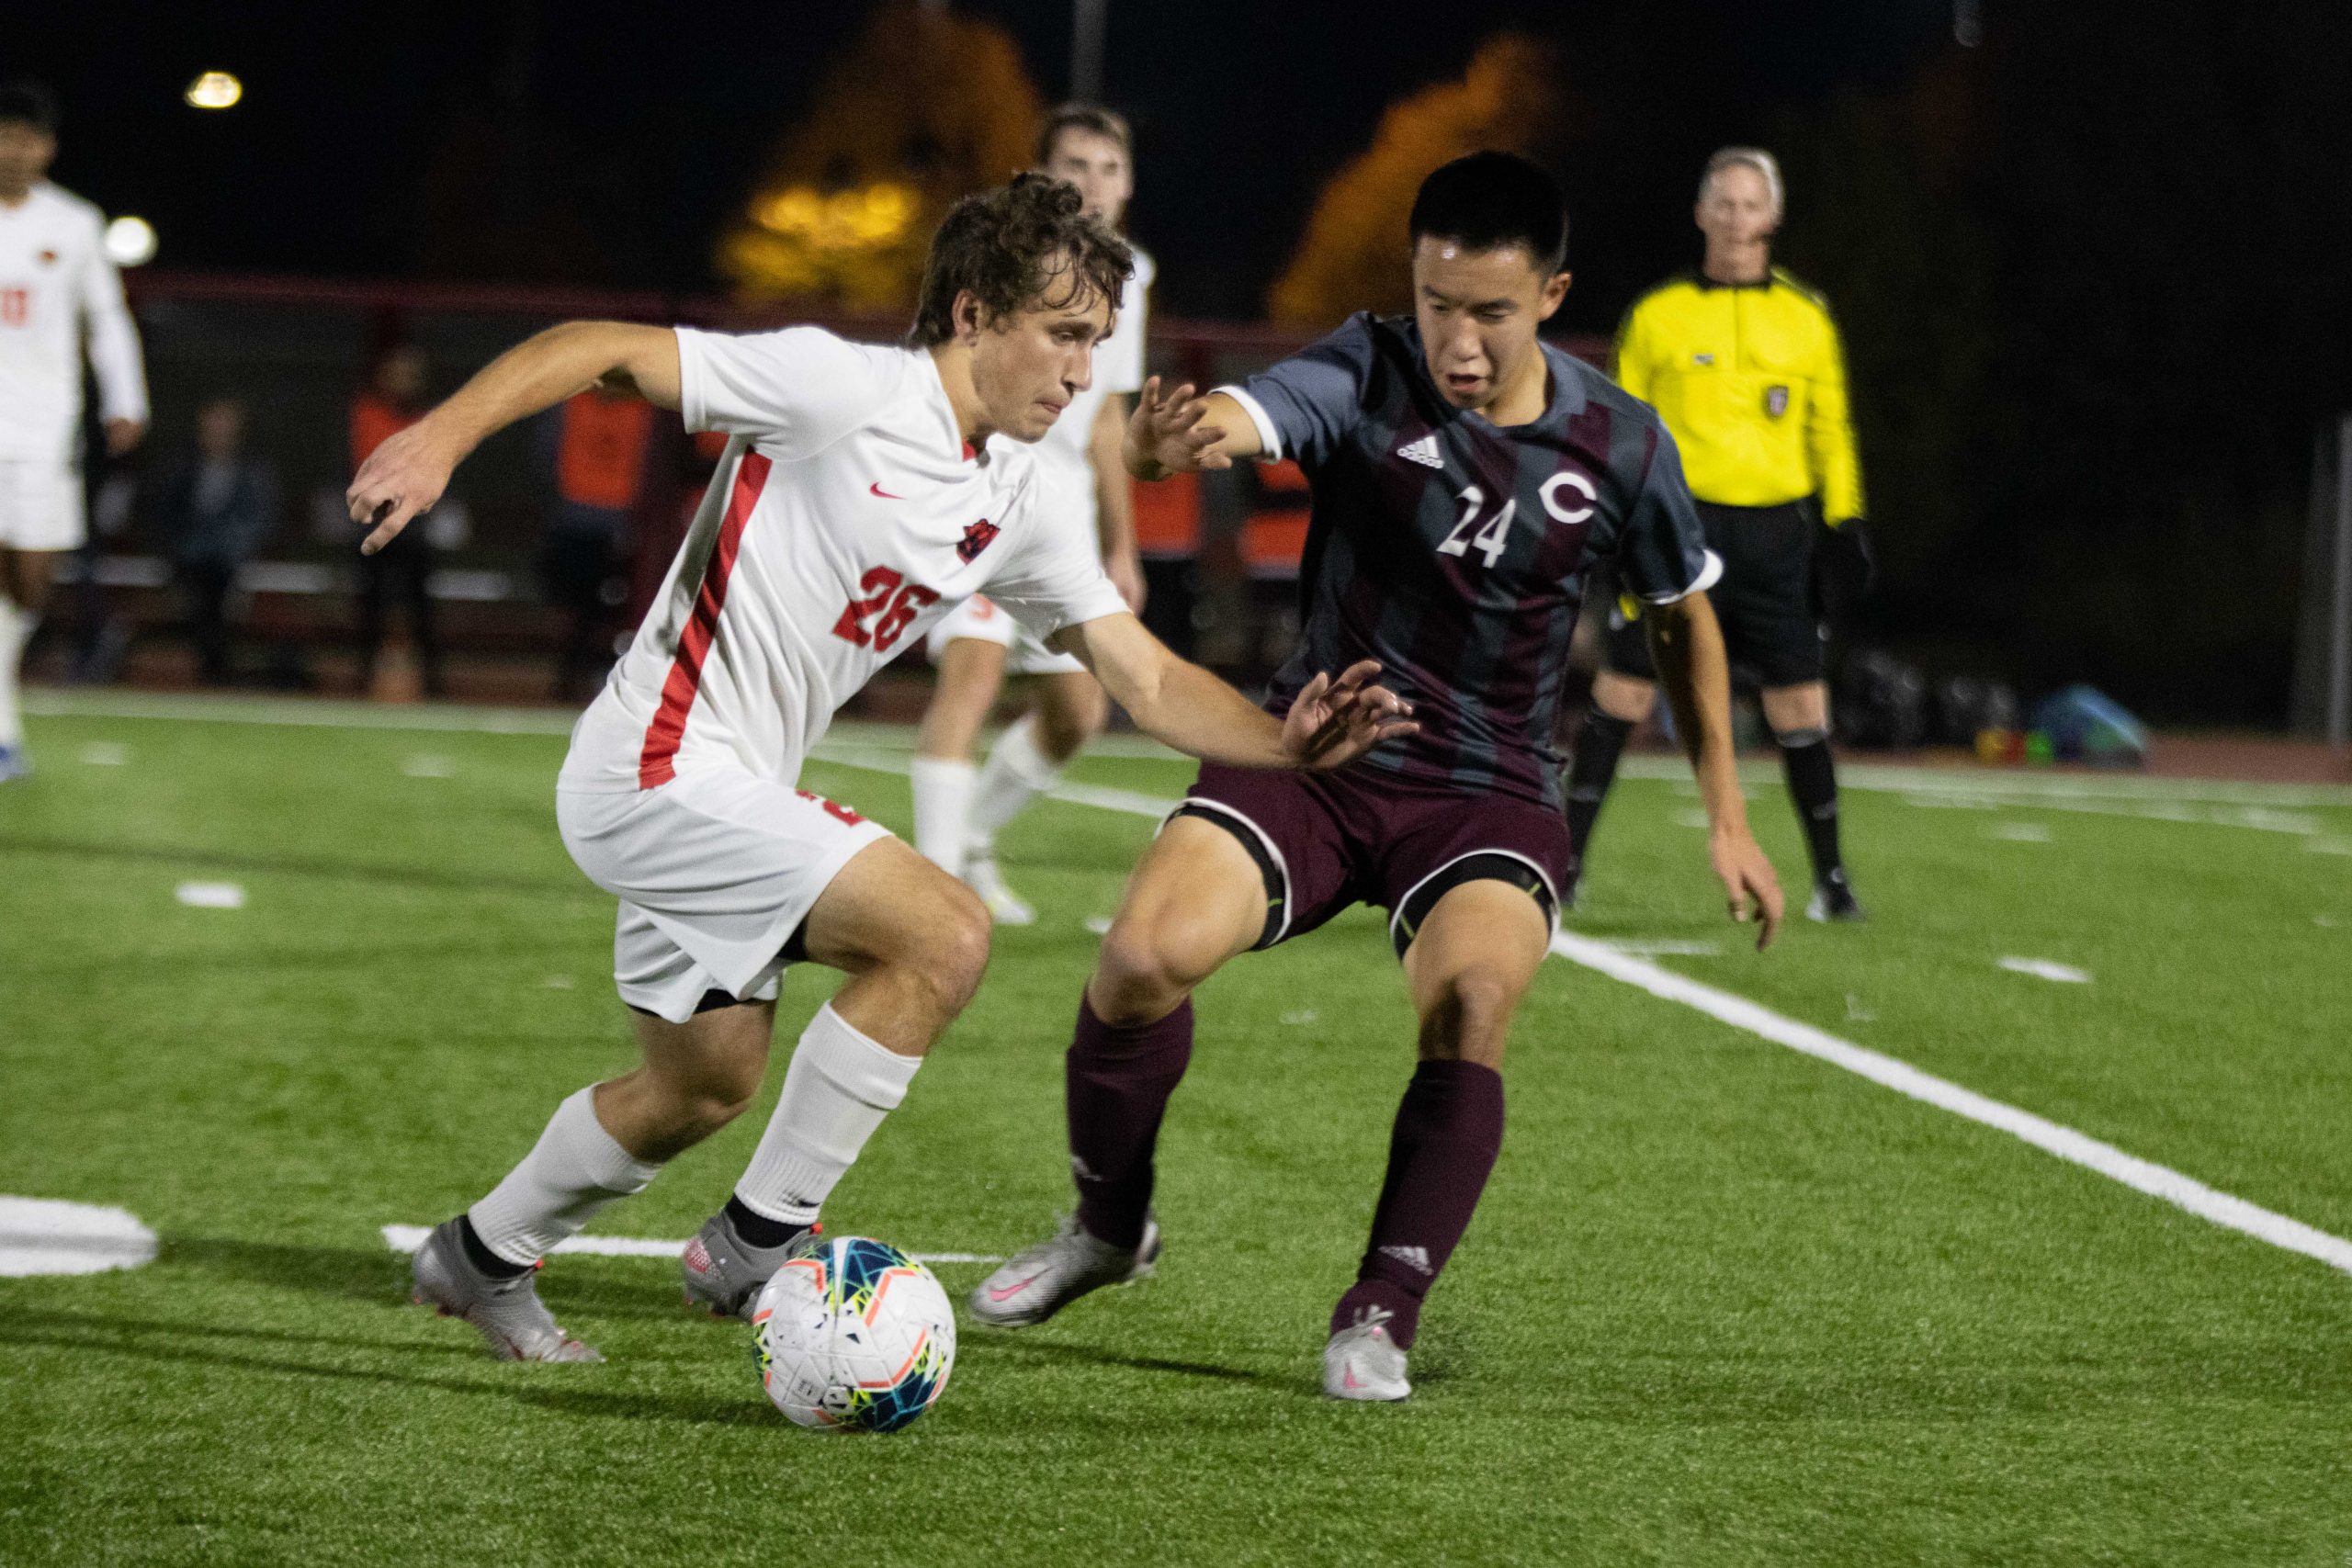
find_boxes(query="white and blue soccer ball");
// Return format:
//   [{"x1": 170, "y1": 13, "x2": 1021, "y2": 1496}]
[{"x1": 752, "y1": 1235, "x2": 956, "y2": 1432}]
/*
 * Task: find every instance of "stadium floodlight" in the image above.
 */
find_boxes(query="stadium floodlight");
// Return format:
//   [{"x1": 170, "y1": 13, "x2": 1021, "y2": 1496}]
[
  {"x1": 185, "y1": 72, "x2": 243, "y2": 109},
  {"x1": 104, "y1": 216, "x2": 157, "y2": 267}
]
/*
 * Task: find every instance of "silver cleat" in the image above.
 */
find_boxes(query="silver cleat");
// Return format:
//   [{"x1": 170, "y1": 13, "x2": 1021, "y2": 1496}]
[
  {"x1": 1322, "y1": 1306, "x2": 1411, "y2": 1402},
  {"x1": 410, "y1": 1218, "x2": 600, "y2": 1363},
  {"x1": 967, "y1": 1213, "x2": 1159, "y2": 1329},
  {"x1": 681, "y1": 1207, "x2": 820, "y2": 1322}
]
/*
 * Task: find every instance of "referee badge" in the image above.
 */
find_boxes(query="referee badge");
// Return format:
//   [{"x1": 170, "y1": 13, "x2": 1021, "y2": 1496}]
[{"x1": 1765, "y1": 385, "x2": 1790, "y2": 418}]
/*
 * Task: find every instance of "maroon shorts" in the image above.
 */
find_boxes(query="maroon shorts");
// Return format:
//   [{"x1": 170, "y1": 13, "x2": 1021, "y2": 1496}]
[{"x1": 1176, "y1": 761, "x2": 1571, "y2": 959}]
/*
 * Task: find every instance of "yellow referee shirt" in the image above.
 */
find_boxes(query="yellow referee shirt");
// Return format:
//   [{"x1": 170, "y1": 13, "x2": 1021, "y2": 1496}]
[{"x1": 1613, "y1": 267, "x2": 1864, "y2": 525}]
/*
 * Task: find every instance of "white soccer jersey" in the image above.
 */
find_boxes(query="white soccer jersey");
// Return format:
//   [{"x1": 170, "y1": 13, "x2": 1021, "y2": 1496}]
[
  {"x1": 0, "y1": 182, "x2": 147, "y2": 462},
  {"x1": 558, "y1": 326, "x2": 1130, "y2": 794},
  {"x1": 1006, "y1": 245, "x2": 1152, "y2": 520}
]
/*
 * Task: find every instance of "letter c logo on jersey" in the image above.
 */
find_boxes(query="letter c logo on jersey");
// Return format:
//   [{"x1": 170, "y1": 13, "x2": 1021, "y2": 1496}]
[{"x1": 1540, "y1": 471, "x2": 1597, "y2": 525}]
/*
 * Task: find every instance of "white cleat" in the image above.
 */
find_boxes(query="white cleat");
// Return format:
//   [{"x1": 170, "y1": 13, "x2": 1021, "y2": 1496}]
[
  {"x1": 963, "y1": 854, "x2": 1036, "y2": 927},
  {"x1": 1323, "y1": 1307, "x2": 1411, "y2": 1402}
]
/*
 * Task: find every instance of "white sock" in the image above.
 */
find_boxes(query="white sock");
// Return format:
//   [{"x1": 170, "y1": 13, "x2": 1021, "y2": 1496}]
[
  {"x1": 967, "y1": 716, "x2": 1067, "y2": 855},
  {"x1": 468, "y1": 1087, "x2": 662, "y2": 1267},
  {"x1": 0, "y1": 601, "x2": 29, "y2": 748},
  {"x1": 909, "y1": 755, "x2": 976, "y2": 873},
  {"x1": 734, "y1": 1003, "x2": 922, "y2": 1226}
]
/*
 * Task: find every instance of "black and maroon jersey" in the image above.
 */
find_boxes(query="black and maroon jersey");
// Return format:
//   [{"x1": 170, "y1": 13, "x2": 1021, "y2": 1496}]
[{"x1": 1223, "y1": 311, "x2": 1719, "y2": 808}]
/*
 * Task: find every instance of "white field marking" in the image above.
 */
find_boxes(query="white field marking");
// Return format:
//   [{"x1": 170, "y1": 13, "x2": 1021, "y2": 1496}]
[
  {"x1": 28, "y1": 690, "x2": 2351, "y2": 810},
  {"x1": 1998, "y1": 956, "x2": 2094, "y2": 984},
  {"x1": 0, "y1": 1197, "x2": 158, "y2": 1277},
  {"x1": 2317, "y1": 913, "x2": 2341, "y2": 928},
  {"x1": 808, "y1": 742, "x2": 1170, "y2": 821},
  {"x1": 1844, "y1": 993, "x2": 1876, "y2": 1023},
  {"x1": 379, "y1": 1224, "x2": 1000, "y2": 1267},
  {"x1": 401, "y1": 753, "x2": 456, "y2": 779},
  {"x1": 1605, "y1": 938, "x2": 1723, "y2": 957},
  {"x1": 1282, "y1": 1009, "x2": 1320, "y2": 1025},
  {"x1": 77, "y1": 741, "x2": 129, "y2": 765},
  {"x1": 27, "y1": 689, "x2": 576, "y2": 737},
  {"x1": 1990, "y1": 821, "x2": 2052, "y2": 842},
  {"x1": 1084, "y1": 915, "x2": 1114, "y2": 935},
  {"x1": 1673, "y1": 808, "x2": 1713, "y2": 829},
  {"x1": 540, "y1": 975, "x2": 575, "y2": 989},
  {"x1": 2307, "y1": 838, "x2": 2352, "y2": 856},
  {"x1": 175, "y1": 881, "x2": 246, "y2": 909},
  {"x1": 799, "y1": 744, "x2": 2352, "y2": 1283},
  {"x1": 1547, "y1": 931, "x2": 2352, "y2": 1278}
]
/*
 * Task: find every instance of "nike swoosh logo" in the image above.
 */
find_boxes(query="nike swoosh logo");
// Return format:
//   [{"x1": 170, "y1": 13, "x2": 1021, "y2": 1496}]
[
  {"x1": 869, "y1": 482, "x2": 906, "y2": 500},
  {"x1": 986, "y1": 1271, "x2": 1046, "y2": 1303}
]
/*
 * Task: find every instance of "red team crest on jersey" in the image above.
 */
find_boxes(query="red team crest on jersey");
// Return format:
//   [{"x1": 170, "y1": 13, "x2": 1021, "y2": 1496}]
[{"x1": 956, "y1": 518, "x2": 1001, "y2": 563}]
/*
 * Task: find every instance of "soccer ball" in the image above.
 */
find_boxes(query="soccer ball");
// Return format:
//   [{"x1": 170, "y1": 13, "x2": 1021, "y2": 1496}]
[{"x1": 751, "y1": 1235, "x2": 956, "y2": 1432}]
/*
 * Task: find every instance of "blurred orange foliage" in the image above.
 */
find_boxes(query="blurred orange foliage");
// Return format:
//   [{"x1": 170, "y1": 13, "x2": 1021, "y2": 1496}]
[
  {"x1": 1269, "y1": 35, "x2": 1565, "y2": 327},
  {"x1": 719, "y1": 2, "x2": 1043, "y2": 310}
]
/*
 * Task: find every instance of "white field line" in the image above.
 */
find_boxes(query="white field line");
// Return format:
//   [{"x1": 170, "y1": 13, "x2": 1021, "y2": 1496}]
[
  {"x1": 1549, "y1": 931, "x2": 2352, "y2": 1278},
  {"x1": 32, "y1": 686, "x2": 2341, "y2": 1279},
  {"x1": 26, "y1": 690, "x2": 2352, "y2": 810},
  {"x1": 379, "y1": 1224, "x2": 999, "y2": 1266}
]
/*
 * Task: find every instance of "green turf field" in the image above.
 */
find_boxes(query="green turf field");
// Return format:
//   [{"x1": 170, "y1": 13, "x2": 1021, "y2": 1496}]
[{"x1": 5, "y1": 692, "x2": 2351, "y2": 1566}]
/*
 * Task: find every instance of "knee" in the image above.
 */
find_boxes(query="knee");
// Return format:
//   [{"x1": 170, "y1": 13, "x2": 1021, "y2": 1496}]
[
  {"x1": 1419, "y1": 968, "x2": 1522, "y2": 1061},
  {"x1": 647, "y1": 1055, "x2": 764, "y2": 1139},
  {"x1": 1092, "y1": 919, "x2": 1212, "y2": 1026},
  {"x1": 899, "y1": 881, "x2": 992, "y2": 1016}
]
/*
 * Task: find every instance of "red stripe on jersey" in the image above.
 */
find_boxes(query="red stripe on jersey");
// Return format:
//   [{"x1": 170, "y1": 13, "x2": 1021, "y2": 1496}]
[{"x1": 638, "y1": 449, "x2": 772, "y2": 788}]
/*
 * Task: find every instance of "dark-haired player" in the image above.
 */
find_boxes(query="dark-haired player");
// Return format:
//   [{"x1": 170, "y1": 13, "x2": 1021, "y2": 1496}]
[
  {"x1": 350, "y1": 175, "x2": 1410, "y2": 1363},
  {"x1": 973, "y1": 152, "x2": 1782, "y2": 1400}
]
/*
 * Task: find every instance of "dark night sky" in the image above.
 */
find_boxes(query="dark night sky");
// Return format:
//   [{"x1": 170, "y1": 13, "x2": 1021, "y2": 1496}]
[
  {"x1": 21, "y1": 2, "x2": 2352, "y2": 718},
  {"x1": 21, "y1": 1, "x2": 1952, "y2": 324}
]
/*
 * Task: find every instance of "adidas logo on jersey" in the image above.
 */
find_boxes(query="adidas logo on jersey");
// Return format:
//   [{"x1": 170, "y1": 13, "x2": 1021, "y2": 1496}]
[
  {"x1": 1378, "y1": 1244, "x2": 1433, "y2": 1276},
  {"x1": 1396, "y1": 434, "x2": 1442, "y2": 469}
]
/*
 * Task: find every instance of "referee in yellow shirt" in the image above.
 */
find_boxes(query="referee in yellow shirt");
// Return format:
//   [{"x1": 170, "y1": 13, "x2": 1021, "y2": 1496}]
[{"x1": 1566, "y1": 146, "x2": 1872, "y2": 920}]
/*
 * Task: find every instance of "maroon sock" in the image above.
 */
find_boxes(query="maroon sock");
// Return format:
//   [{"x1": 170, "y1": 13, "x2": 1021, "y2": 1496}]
[
  {"x1": 1331, "y1": 1058, "x2": 1505, "y2": 1349},
  {"x1": 1067, "y1": 991, "x2": 1193, "y2": 1250}
]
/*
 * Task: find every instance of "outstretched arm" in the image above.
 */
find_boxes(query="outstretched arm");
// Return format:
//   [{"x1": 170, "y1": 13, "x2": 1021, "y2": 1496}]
[
  {"x1": 347, "y1": 321, "x2": 682, "y2": 554},
  {"x1": 1645, "y1": 591, "x2": 1784, "y2": 948},
  {"x1": 1055, "y1": 610, "x2": 1413, "y2": 770},
  {"x1": 1124, "y1": 379, "x2": 1265, "y2": 479}
]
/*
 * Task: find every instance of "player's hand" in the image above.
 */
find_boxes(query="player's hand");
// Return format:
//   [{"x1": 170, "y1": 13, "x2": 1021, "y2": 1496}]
[
  {"x1": 103, "y1": 419, "x2": 146, "y2": 457},
  {"x1": 1124, "y1": 377, "x2": 1229, "y2": 480},
  {"x1": 1283, "y1": 659, "x2": 1417, "y2": 770},
  {"x1": 1107, "y1": 549, "x2": 1148, "y2": 614},
  {"x1": 348, "y1": 421, "x2": 457, "y2": 555},
  {"x1": 1709, "y1": 824, "x2": 1784, "y2": 951}
]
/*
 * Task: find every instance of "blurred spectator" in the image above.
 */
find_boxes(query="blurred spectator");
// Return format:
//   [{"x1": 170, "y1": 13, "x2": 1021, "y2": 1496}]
[
  {"x1": 350, "y1": 344, "x2": 444, "y2": 697},
  {"x1": 153, "y1": 397, "x2": 277, "y2": 684},
  {"x1": 537, "y1": 387, "x2": 653, "y2": 702}
]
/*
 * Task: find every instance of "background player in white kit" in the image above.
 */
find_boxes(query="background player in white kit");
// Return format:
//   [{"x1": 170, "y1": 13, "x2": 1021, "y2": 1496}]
[
  {"x1": 0, "y1": 82, "x2": 147, "y2": 782},
  {"x1": 911, "y1": 106, "x2": 1151, "y2": 924},
  {"x1": 347, "y1": 175, "x2": 1413, "y2": 1362}
]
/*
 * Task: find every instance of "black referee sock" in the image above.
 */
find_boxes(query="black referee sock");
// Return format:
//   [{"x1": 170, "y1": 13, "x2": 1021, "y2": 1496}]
[
  {"x1": 1776, "y1": 728, "x2": 1846, "y2": 884},
  {"x1": 1565, "y1": 709, "x2": 1634, "y2": 860}
]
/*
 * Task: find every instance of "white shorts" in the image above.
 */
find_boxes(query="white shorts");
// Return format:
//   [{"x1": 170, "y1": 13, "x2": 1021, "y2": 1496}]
[
  {"x1": 0, "y1": 460, "x2": 85, "y2": 552},
  {"x1": 556, "y1": 765, "x2": 891, "y2": 1023},
  {"x1": 925, "y1": 593, "x2": 1085, "y2": 677}
]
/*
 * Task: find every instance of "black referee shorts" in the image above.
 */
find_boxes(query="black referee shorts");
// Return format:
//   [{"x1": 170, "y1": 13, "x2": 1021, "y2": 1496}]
[{"x1": 1603, "y1": 500, "x2": 1826, "y2": 689}]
